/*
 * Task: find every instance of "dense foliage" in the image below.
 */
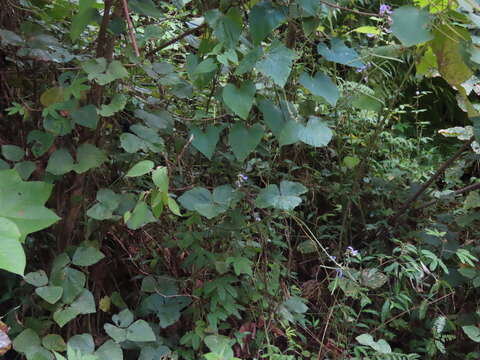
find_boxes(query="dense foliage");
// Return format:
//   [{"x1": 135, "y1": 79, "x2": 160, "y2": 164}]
[{"x1": 2, "y1": 0, "x2": 480, "y2": 359}]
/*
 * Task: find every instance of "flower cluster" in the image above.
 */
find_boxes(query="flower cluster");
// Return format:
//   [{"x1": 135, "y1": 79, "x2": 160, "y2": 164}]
[
  {"x1": 379, "y1": 4, "x2": 392, "y2": 16},
  {"x1": 235, "y1": 173, "x2": 248, "y2": 187}
]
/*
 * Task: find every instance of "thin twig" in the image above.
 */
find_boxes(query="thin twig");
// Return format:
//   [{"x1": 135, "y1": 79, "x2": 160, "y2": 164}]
[
  {"x1": 121, "y1": 0, "x2": 140, "y2": 57},
  {"x1": 145, "y1": 23, "x2": 206, "y2": 57},
  {"x1": 319, "y1": 0, "x2": 379, "y2": 17},
  {"x1": 388, "y1": 138, "x2": 474, "y2": 224},
  {"x1": 416, "y1": 181, "x2": 480, "y2": 210}
]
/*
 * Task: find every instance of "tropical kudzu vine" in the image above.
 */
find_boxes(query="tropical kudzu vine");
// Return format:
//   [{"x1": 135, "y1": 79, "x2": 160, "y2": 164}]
[{"x1": 2, "y1": 0, "x2": 480, "y2": 359}]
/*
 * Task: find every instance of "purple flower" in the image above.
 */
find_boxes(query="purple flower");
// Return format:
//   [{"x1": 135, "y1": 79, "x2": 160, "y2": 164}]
[
  {"x1": 347, "y1": 246, "x2": 359, "y2": 256},
  {"x1": 239, "y1": 173, "x2": 248, "y2": 181},
  {"x1": 366, "y1": 33, "x2": 375, "y2": 38},
  {"x1": 379, "y1": 4, "x2": 392, "y2": 16},
  {"x1": 335, "y1": 268, "x2": 344, "y2": 278}
]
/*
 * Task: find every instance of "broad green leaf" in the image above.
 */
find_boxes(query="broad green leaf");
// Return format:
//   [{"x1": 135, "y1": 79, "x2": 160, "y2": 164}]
[
  {"x1": 71, "y1": 105, "x2": 99, "y2": 129},
  {"x1": 27, "y1": 130, "x2": 55, "y2": 158},
  {"x1": 317, "y1": 38, "x2": 364, "y2": 68},
  {"x1": 46, "y1": 148, "x2": 74, "y2": 175},
  {"x1": 35, "y1": 286, "x2": 63, "y2": 304},
  {"x1": 72, "y1": 246, "x2": 105, "y2": 267},
  {"x1": 126, "y1": 160, "x2": 154, "y2": 177},
  {"x1": 95, "y1": 340, "x2": 123, "y2": 360},
  {"x1": 13, "y1": 329, "x2": 41, "y2": 354},
  {"x1": 284, "y1": 296, "x2": 308, "y2": 313},
  {"x1": 463, "y1": 325, "x2": 480, "y2": 342},
  {"x1": 353, "y1": 26, "x2": 381, "y2": 35},
  {"x1": 298, "y1": 0, "x2": 322, "y2": 16},
  {"x1": 25, "y1": 270, "x2": 48, "y2": 287},
  {"x1": 96, "y1": 188, "x2": 121, "y2": 210},
  {"x1": 83, "y1": 59, "x2": 129, "y2": 85},
  {"x1": 190, "y1": 125, "x2": 223, "y2": 160},
  {"x1": 391, "y1": 6, "x2": 433, "y2": 47},
  {"x1": 99, "y1": 94, "x2": 127, "y2": 117},
  {"x1": 126, "y1": 320, "x2": 156, "y2": 342},
  {"x1": 205, "y1": 8, "x2": 242, "y2": 49},
  {"x1": 152, "y1": 167, "x2": 168, "y2": 192},
  {"x1": 255, "y1": 180, "x2": 307, "y2": 211},
  {"x1": 235, "y1": 46, "x2": 263, "y2": 75},
  {"x1": 14, "y1": 161, "x2": 36, "y2": 180},
  {"x1": 167, "y1": 198, "x2": 181, "y2": 216},
  {"x1": 134, "y1": 109, "x2": 170, "y2": 130},
  {"x1": 51, "y1": 267, "x2": 86, "y2": 304},
  {"x1": 140, "y1": 293, "x2": 191, "y2": 328},
  {"x1": 53, "y1": 308, "x2": 80, "y2": 328},
  {"x1": 86, "y1": 203, "x2": 115, "y2": 220},
  {"x1": 73, "y1": 143, "x2": 107, "y2": 173},
  {"x1": 2, "y1": 145, "x2": 24, "y2": 162},
  {"x1": 186, "y1": 54, "x2": 217, "y2": 88},
  {"x1": 258, "y1": 100, "x2": 300, "y2": 146},
  {"x1": 464, "y1": 191, "x2": 480, "y2": 210},
  {"x1": 0, "y1": 159, "x2": 9, "y2": 170},
  {"x1": 126, "y1": 201, "x2": 156, "y2": 229},
  {"x1": 193, "y1": 58, "x2": 217, "y2": 75},
  {"x1": 360, "y1": 268, "x2": 388, "y2": 289},
  {"x1": 222, "y1": 81, "x2": 256, "y2": 119},
  {"x1": 0, "y1": 29, "x2": 24, "y2": 46},
  {"x1": 228, "y1": 256, "x2": 253, "y2": 276},
  {"x1": 178, "y1": 185, "x2": 238, "y2": 219},
  {"x1": 430, "y1": 25, "x2": 472, "y2": 87},
  {"x1": 67, "y1": 334, "x2": 94, "y2": 355},
  {"x1": 42, "y1": 334, "x2": 66, "y2": 352},
  {"x1": 112, "y1": 309, "x2": 134, "y2": 328},
  {"x1": 70, "y1": 0, "x2": 97, "y2": 41},
  {"x1": 70, "y1": 289, "x2": 96, "y2": 314},
  {"x1": 129, "y1": 0, "x2": 164, "y2": 17},
  {"x1": 299, "y1": 72, "x2": 339, "y2": 106},
  {"x1": 356, "y1": 333, "x2": 392, "y2": 353},
  {"x1": 104, "y1": 324, "x2": 127, "y2": 343},
  {"x1": 40, "y1": 87, "x2": 65, "y2": 107},
  {"x1": 248, "y1": 0, "x2": 287, "y2": 45},
  {"x1": 343, "y1": 156, "x2": 360, "y2": 169},
  {"x1": 139, "y1": 345, "x2": 170, "y2": 360},
  {"x1": 120, "y1": 133, "x2": 146, "y2": 153},
  {"x1": 257, "y1": 41, "x2": 296, "y2": 87},
  {"x1": 297, "y1": 117, "x2": 333, "y2": 147},
  {"x1": 0, "y1": 217, "x2": 25, "y2": 275},
  {"x1": 0, "y1": 169, "x2": 60, "y2": 241},
  {"x1": 228, "y1": 123, "x2": 264, "y2": 161},
  {"x1": 204, "y1": 335, "x2": 234, "y2": 358}
]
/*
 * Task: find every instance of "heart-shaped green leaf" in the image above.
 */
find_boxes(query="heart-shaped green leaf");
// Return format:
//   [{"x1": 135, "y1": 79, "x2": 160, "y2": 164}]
[
  {"x1": 297, "y1": 117, "x2": 333, "y2": 147},
  {"x1": 228, "y1": 123, "x2": 264, "y2": 161},
  {"x1": 299, "y1": 72, "x2": 339, "y2": 106},
  {"x1": 222, "y1": 81, "x2": 256, "y2": 120},
  {"x1": 317, "y1": 38, "x2": 364, "y2": 68},
  {"x1": 391, "y1": 6, "x2": 433, "y2": 47},
  {"x1": 248, "y1": 1, "x2": 287, "y2": 45},
  {"x1": 190, "y1": 125, "x2": 223, "y2": 160},
  {"x1": 257, "y1": 41, "x2": 296, "y2": 88},
  {"x1": 255, "y1": 180, "x2": 307, "y2": 211}
]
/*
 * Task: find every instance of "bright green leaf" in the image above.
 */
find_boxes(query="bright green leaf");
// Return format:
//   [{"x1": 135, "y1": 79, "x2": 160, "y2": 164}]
[
  {"x1": 391, "y1": 6, "x2": 433, "y2": 47},
  {"x1": 257, "y1": 41, "x2": 296, "y2": 87},
  {"x1": 2, "y1": 145, "x2": 24, "y2": 162},
  {"x1": 126, "y1": 160, "x2": 154, "y2": 177},
  {"x1": 222, "y1": 81, "x2": 256, "y2": 119},
  {"x1": 228, "y1": 123, "x2": 264, "y2": 161}
]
